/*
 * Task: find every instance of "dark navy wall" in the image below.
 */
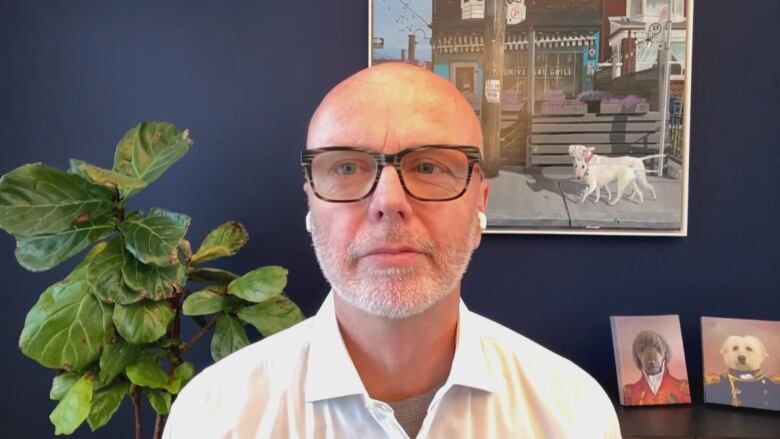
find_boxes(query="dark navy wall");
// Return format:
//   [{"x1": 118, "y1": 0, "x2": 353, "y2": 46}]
[{"x1": 1, "y1": 1, "x2": 777, "y2": 437}]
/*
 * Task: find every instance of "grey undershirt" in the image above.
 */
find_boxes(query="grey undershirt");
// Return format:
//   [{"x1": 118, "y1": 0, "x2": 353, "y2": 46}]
[{"x1": 385, "y1": 384, "x2": 443, "y2": 438}]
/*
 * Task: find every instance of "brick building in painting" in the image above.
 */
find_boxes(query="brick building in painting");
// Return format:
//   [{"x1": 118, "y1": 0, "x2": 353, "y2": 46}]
[
  {"x1": 600, "y1": 0, "x2": 689, "y2": 102},
  {"x1": 432, "y1": 0, "x2": 602, "y2": 109}
]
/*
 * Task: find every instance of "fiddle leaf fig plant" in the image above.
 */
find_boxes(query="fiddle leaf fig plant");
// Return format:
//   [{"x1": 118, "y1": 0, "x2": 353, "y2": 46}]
[{"x1": 0, "y1": 122, "x2": 305, "y2": 438}]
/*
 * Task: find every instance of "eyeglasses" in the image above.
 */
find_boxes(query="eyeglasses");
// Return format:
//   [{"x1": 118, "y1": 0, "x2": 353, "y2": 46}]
[{"x1": 301, "y1": 145, "x2": 483, "y2": 202}]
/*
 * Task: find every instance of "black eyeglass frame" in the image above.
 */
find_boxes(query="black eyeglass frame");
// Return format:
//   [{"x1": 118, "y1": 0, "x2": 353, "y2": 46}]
[{"x1": 301, "y1": 145, "x2": 484, "y2": 203}]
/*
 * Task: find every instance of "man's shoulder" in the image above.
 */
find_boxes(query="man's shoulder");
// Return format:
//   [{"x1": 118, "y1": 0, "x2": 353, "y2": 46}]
[
  {"x1": 469, "y1": 311, "x2": 608, "y2": 393},
  {"x1": 467, "y1": 311, "x2": 619, "y2": 437},
  {"x1": 182, "y1": 316, "x2": 314, "y2": 392},
  {"x1": 471, "y1": 312, "x2": 587, "y2": 373}
]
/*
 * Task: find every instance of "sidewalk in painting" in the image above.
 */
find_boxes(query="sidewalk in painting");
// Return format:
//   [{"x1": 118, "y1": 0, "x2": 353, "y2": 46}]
[{"x1": 486, "y1": 168, "x2": 682, "y2": 230}]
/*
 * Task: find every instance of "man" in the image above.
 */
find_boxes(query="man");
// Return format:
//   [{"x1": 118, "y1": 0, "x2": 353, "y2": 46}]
[
  {"x1": 164, "y1": 63, "x2": 620, "y2": 438},
  {"x1": 623, "y1": 330, "x2": 691, "y2": 405}
]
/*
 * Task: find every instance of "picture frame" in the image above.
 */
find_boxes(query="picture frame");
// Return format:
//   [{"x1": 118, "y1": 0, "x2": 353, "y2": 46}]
[
  {"x1": 610, "y1": 315, "x2": 692, "y2": 406},
  {"x1": 369, "y1": 0, "x2": 693, "y2": 236},
  {"x1": 701, "y1": 317, "x2": 780, "y2": 412}
]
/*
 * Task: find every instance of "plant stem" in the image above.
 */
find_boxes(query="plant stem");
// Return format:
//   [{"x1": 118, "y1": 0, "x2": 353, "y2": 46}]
[
  {"x1": 169, "y1": 294, "x2": 184, "y2": 366},
  {"x1": 153, "y1": 414, "x2": 166, "y2": 439},
  {"x1": 178, "y1": 317, "x2": 216, "y2": 356},
  {"x1": 132, "y1": 387, "x2": 142, "y2": 439}
]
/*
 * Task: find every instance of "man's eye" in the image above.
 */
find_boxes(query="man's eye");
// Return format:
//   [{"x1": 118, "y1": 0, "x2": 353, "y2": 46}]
[
  {"x1": 414, "y1": 162, "x2": 443, "y2": 174},
  {"x1": 335, "y1": 162, "x2": 358, "y2": 175}
]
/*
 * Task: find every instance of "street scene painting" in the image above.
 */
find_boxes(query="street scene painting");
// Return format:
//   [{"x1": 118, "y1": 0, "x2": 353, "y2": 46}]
[
  {"x1": 370, "y1": 0, "x2": 692, "y2": 235},
  {"x1": 610, "y1": 315, "x2": 692, "y2": 406},
  {"x1": 701, "y1": 317, "x2": 780, "y2": 412}
]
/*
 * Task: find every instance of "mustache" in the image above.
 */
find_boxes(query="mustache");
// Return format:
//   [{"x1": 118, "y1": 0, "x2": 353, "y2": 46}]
[{"x1": 347, "y1": 225, "x2": 436, "y2": 258}]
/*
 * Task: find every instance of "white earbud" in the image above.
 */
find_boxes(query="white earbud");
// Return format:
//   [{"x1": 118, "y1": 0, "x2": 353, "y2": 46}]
[
  {"x1": 305, "y1": 211, "x2": 313, "y2": 233},
  {"x1": 478, "y1": 211, "x2": 487, "y2": 231}
]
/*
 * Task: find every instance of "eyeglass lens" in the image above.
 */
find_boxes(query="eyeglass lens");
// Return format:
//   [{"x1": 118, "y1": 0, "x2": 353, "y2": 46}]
[{"x1": 310, "y1": 149, "x2": 471, "y2": 201}]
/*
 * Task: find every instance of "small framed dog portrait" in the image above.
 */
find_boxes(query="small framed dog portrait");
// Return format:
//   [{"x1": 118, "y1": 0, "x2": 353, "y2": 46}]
[
  {"x1": 610, "y1": 315, "x2": 691, "y2": 406},
  {"x1": 370, "y1": 0, "x2": 693, "y2": 236},
  {"x1": 701, "y1": 317, "x2": 780, "y2": 412}
]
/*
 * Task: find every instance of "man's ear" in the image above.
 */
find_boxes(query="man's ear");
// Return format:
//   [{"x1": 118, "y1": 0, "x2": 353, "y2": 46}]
[
  {"x1": 472, "y1": 179, "x2": 490, "y2": 248},
  {"x1": 478, "y1": 177, "x2": 490, "y2": 215}
]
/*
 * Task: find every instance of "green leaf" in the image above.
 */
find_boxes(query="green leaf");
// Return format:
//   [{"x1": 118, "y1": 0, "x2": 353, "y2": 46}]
[
  {"x1": 119, "y1": 208, "x2": 190, "y2": 266},
  {"x1": 87, "y1": 240, "x2": 143, "y2": 305},
  {"x1": 87, "y1": 381, "x2": 128, "y2": 431},
  {"x1": 223, "y1": 295, "x2": 248, "y2": 313},
  {"x1": 0, "y1": 163, "x2": 115, "y2": 236},
  {"x1": 51, "y1": 371, "x2": 82, "y2": 401},
  {"x1": 211, "y1": 314, "x2": 249, "y2": 362},
  {"x1": 164, "y1": 362, "x2": 195, "y2": 394},
  {"x1": 122, "y1": 249, "x2": 186, "y2": 301},
  {"x1": 190, "y1": 221, "x2": 249, "y2": 265},
  {"x1": 227, "y1": 266, "x2": 288, "y2": 303},
  {"x1": 14, "y1": 217, "x2": 114, "y2": 272},
  {"x1": 112, "y1": 122, "x2": 192, "y2": 198},
  {"x1": 19, "y1": 260, "x2": 115, "y2": 371},
  {"x1": 182, "y1": 287, "x2": 226, "y2": 316},
  {"x1": 50, "y1": 374, "x2": 93, "y2": 435},
  {"x1": 187, "y1": 267, "x2": 239, "y2": 283},
  {"x1": 236, "y1": 294, "x2": 305, "y2": 338},
  {"x1": 112, "y1": 300, "x2": 174, "y2": 344},
  {"x1": 146, "y1": 389, "x2": 172, "y2": 415},
  {"x1": 69, "y1": 159, "x2": 146, "y2": 192},
  {"x1": 125, "y1": 354, "x2": 168, "y2": 389},
  {"x1": 178, "y1": 238, "x2": 192, "y2": 259},
  {"x1": 98, "y1": 340, "x2": 143, "y2": 385}
]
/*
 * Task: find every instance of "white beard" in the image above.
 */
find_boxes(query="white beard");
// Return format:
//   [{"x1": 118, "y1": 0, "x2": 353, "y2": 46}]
[{"x1": 311, "y1": 217, "x2": 480, "y2": 319}]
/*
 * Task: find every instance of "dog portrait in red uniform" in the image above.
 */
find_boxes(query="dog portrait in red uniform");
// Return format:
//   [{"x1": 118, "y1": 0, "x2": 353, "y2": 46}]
[{"x1": 623, "y1": 330, "x2": 691, "y2": 405}]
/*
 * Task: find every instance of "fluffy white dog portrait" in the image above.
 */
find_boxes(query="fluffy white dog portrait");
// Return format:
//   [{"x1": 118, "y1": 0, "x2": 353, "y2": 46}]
[{"x1": 720, "y1": 335, "x2": 769, "y2": 372}]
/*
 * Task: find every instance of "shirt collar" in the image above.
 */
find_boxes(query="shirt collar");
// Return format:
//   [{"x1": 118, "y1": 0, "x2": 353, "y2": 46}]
[
  {"x1": 642, "y1": 362, "x2": 665, "y2": 395},
  {"x1": 304, "y1": 293, "x2": 367, "y2": 403},
  {"x1": 446, "y1": 299, "x2": 496, "y2": 393},
  {"x1": 304, "y1": 292, "x2": 495, "y2": 403}
]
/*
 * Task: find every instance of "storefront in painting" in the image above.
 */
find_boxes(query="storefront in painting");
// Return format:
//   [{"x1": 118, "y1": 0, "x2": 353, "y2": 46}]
[{"x1": 431, "y1": 0, "x2": 602, "y2": 110}]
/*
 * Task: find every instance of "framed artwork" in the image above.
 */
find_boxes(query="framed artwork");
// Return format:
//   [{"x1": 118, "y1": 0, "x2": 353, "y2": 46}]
[
  {"x1": 610, "y1": 315, "x2": 691, "y2": 406},
  {"x1": 701, "y1": 317, "x2": 780, "y2": 412},
  {"x1": 369, "y1": 0, "x2": 693, "y2": 236}
]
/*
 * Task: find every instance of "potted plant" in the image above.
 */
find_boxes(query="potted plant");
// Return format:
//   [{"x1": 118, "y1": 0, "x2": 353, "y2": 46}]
[
  {"x1": 540, "y1": 89, "x2": 566, "y2": 103},
  {"x1": 540, "y1": 98, "x2": 587, "y2": 115},
  {"x1": 0, "y1": 122, "x2": 304, "y2": 438},
  {"x1": 600, "y1": 95, "x2": 650, "y2": 114},
  {"x1": 576, "y1": 90, "x2": 609, "y2": 113}
]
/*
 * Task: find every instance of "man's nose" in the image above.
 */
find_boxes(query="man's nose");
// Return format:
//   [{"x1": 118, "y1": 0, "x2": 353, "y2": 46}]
[{"x1": 367, "y1": 166, "x2": 413, "y2": 222}]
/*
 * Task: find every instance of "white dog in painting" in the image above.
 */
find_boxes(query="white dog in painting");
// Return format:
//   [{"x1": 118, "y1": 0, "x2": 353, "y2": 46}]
[
  {"x1": 720, "y1": 336, "x2": 769, "y2": 373},
  {"x1": 568, "y1": 144, "x2": 664, "y2": 200},
  {"x1": 573, "y1": 155, "x2": 645, "y2": 205}
]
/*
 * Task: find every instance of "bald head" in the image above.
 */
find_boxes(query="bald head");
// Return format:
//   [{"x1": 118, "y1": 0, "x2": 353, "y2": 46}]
[{"x1": 307, "y1": 63, "x2": 482, "y2": 152}]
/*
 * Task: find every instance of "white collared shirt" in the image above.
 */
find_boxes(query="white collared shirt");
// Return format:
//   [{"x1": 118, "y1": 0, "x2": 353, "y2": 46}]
[
  {"x1": 163, "y1": 293, "x2": 621, "y2": 438},
  {"x1": 643, "y1": 363, "x2": 665, "y2": 395}
]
